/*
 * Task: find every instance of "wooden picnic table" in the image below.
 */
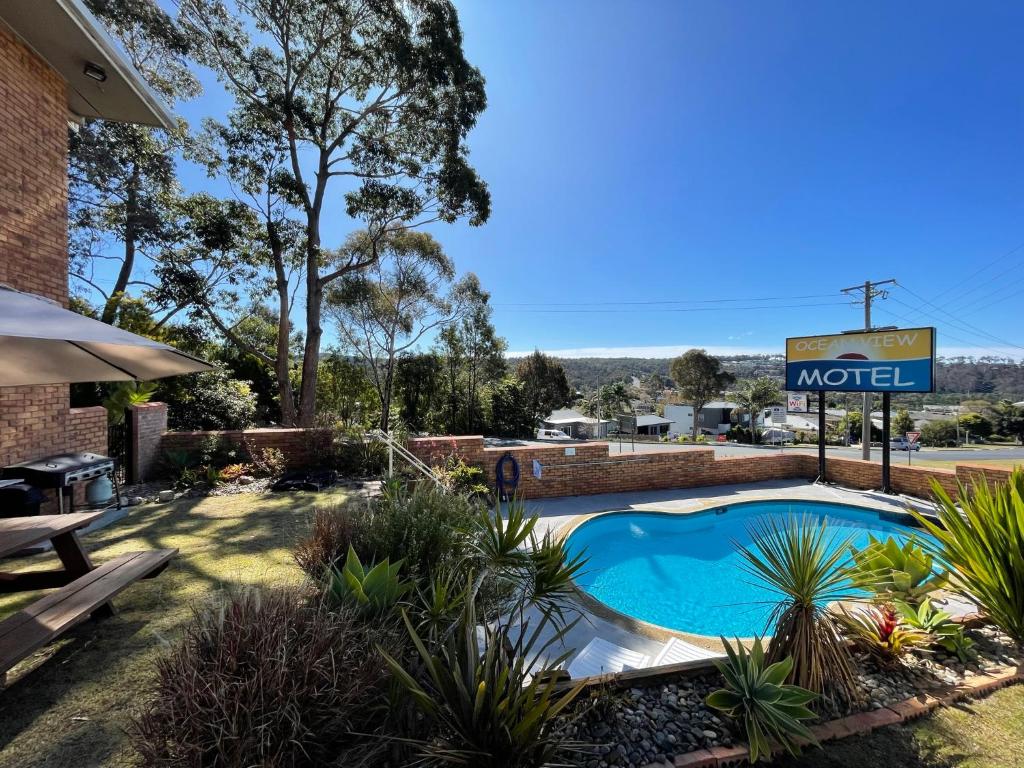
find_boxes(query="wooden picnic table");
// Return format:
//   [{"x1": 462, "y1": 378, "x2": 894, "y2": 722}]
[
  {"x1": 0, "y1": 512, "x2": 107, "y2": 595},
  {"x1": 0, "y1": 512, "x2": 176, "y2": 682}
]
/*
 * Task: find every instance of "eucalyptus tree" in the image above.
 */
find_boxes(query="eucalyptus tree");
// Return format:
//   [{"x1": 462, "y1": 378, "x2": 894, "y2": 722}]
[
  {"x1": 179, "y1": 0, "x2": 490, "y2": 425},
  {"x1": 71, "y1": 0, "x2": 200, "y2": 326},
  {"x1": 325, "y1": 230, "x2": 470, "y2": 432},
  {"x1": 516, "y1": 352, "x2": 572, "y2": 422},
  {"x1": 670, "y1": 349, "x2": 735, "y2": 438}
]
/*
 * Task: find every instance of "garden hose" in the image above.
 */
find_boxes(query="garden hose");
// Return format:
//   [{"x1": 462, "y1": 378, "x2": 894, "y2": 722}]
[{"x1": 495, "y1": 452, "x2": 520, "y2": 502}]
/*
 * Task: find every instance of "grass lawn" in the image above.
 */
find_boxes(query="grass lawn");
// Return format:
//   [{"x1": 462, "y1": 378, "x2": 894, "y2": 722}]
[
  {"x1": 777, "y1": 684, "x2": 1024, "y2": 768},
  {"x1": 0, "y1": 488, "x2": 347, "y2": 768},
  {"x1": 912, "y1": 458, "x2": 1023, "y2": 471}
]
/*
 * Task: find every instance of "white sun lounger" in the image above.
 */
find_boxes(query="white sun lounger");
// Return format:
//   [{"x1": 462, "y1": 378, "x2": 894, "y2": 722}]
[
  {"x1": 652, "y1": 636, "x2": 725, "y2": 666},
  {"x1": 567, "y1": 637, "x2": 651, "y2": 679}
]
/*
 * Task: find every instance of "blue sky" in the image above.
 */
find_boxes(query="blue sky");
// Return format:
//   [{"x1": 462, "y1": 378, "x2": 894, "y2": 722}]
[{"x1": 154, "y1": 1, "x2": 1024, "y2": 358}]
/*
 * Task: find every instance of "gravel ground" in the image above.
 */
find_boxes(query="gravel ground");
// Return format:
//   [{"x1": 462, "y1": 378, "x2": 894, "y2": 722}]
[{"x1": 567, "y1": 626, "x2": 1023, "y2": 768}]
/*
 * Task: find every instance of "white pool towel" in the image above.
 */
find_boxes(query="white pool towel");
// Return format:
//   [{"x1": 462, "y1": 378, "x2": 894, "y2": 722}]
[{"x1": 567, "y1": 637, "x2": 651, "y2": 679}]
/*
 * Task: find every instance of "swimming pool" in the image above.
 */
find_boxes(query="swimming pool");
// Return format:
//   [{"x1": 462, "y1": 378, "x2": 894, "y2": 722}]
[{"x1": 564, "y1": 500, "x2": 934, "y2": 638}]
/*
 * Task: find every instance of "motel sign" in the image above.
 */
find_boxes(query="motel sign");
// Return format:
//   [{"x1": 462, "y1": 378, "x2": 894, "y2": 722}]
[{"x1": 785, "y1": 327, "x2": 936, "y2": 394}]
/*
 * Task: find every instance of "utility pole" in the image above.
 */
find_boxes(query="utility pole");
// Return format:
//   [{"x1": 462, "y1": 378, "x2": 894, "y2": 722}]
[{"x1": 840, "y1": 278, "x2": 896, "y2": 460}]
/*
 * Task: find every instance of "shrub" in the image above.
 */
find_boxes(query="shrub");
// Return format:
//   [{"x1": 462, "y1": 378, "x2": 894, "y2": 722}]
[
  {"x1": 131, "y1": 588, "x2": 393, "y2": 767},
  {"x1": 706, "y1": 637, "x2": 818, "y2": 763},
  {"x1": 294, "y1": 505, "x2": 362, "y2": 579},
  {"x1": 434, "y1": 453, "x2": 489, "y2": 496},
  {"x1": 920, "y1": 419, "x2": 958, "y2": 447},
  {"x1": 331, "y1": 435, "x2": 388, "y2": 476},
  {"x1": 911, "y1": 469, "x2": 1024, "y2": 643},
  {"x1": 160, "y1": 365, "x2": 258, "y2": 431},
  {"x1": 219, "y1": 462, "x2": 247, "y2": 482},
  {"x1": 381, "y1": 596, "x2": 586, "y2": 767},
  {"x1": 738, "y1": 515, "x2": 857, "y2": 705},
  {"x1": 246, "y1": 445, "x2": 286, "y2": 478},
  {"x1": 846, "y1": 535, "x2": 947, "y2": 605},
  {"x1": 896, "y1": 600, "x2": 976, "y2": 662},
  {"x1": 835, "y1": 603, "x2": 928, "y2": 666},
  {"x1": 324, "y1": 545, "x2": 411, "y2": 617}
]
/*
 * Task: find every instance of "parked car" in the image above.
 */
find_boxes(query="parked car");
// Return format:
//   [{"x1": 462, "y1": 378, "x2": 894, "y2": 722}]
[
  {"x1": 890, "y1": 437, "x2": 921, "y2": 451},
  {"x1": 536, "y1": 428, "x2": 570, "y2": 440}
]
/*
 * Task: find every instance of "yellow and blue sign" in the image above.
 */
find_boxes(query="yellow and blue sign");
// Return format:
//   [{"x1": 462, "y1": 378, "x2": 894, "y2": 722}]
[{"x1": 786, "y1": 327, "x2": 935, "y2": 393}]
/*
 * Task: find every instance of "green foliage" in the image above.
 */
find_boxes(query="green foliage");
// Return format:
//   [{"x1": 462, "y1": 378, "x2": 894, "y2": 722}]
[
  {"x1": 160, "y1": 365, "x2": 258, "y2": 430},
  {"x1": 669, "y1": 349, "x2": 735, "y2": 438},
  {"x1": 847, "y1": 535, "x2": 948, "y2": 605},
  {"x1": 244, "y1": 445, "x2": 285, "y2": 478},
  {"x1": 486, "y1": 376, "x2": 536, "y2": 438},
  {"x1": 959, "y1": 411, "x2": 994, "y2": 439},
  {"x1": 435, "y1": 454, "x2": 489, "y2": 497},
  {"x1": 706, "y1": 637, "x2": 818, "y2": 763},
  {"x1": 738, "y1": 515, "x2": 857, "y2": 704},
  {"x1": 730, "y1": 377, "x2": 782, "y2": 445},
  {"x1": 516, "y1": 351, "x2": 572, "y2": 421},
  {"x1": 835, "y1": 603, "x2": 928, "y2": 666},
  {"x1": 381, "y1": 596, "x2": 586, "y2": 767},
  {"x1": 920, "y1": 419, "x2": 959, "y2": 447},
  {"x1": 991, "y1": 399, "x2": 1024, "y2": 442},
  {"x1": 896, "y1": 600, "x2": 976, "y2": 662},
  {"x1": 911, "y1": 469, "x2": 1024, "y2": 643},
  {"x1": 325, "y1": 546, "x2": 411, "y2": 617},
  {"x1": 892, "y1": 408, "x2": 916, "y2": 437},
  {"x1": 102, "y1": 381, "x2": 157, "y2": 424}
]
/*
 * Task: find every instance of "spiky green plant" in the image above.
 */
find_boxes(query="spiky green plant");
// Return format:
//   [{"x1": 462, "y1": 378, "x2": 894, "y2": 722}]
[
  {"x1": 896, "y1": 600, "x2": 976, "y2": 662},
  {"x1": 382, "y1": 595, "x2": 586, "y2": 767},
  {"x1": 835, "y1": 603, "x2": 928, "y2": 666},
  {"x1": 706, "y1": 637, "x2": 818, "y2": 763},
  {"x1": 325, "y1": 545, "x2": 411, "y2": 617},
  {"x1": 847, "y1": 534, "x2": 948, "y2": 605},
  {"x1": 911, "y1": 469, "x2": 1024, "y2": 643},
  {"x1": 738, "y1": 515, "x2": 858, "y2": 704}
]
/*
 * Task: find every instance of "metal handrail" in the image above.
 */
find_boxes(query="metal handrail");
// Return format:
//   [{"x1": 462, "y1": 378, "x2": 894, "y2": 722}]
[{"x1": 368, "y1": 430, "x2": 443, "y2": 487}]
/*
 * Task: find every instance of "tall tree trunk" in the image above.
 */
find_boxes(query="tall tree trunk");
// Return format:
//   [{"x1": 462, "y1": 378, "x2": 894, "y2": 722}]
[
  {"x1": 269, "y1": 226, "x2": 297, "y2": 426},
  {"x1": 297, "y1": 214, "x2": 322, "y2": 427},
  {"x1": 101, "y1": 166, "x2": 139, "y2": 325}
]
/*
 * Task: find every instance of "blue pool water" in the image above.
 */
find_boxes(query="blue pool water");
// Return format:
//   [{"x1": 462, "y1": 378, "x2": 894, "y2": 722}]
[{"x1": 565, "y1": 500, "x2": 934, "y2": 638}]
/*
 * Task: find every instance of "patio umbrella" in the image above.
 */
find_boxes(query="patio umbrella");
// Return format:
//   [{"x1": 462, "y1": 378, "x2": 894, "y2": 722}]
[{"x1": 0, "y1": 285, "x2": 213, "y2": 385}]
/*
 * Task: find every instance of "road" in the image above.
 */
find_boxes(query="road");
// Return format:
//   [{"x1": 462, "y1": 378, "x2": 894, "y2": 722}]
[{"x1": 605, "y1": 439, "x2": 1024, "y2": 464}]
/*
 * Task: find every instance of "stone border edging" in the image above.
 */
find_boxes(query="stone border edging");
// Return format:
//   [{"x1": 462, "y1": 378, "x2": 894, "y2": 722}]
[{"x1": 636, "y1": 664, "x2": 1023, "y2": 768}]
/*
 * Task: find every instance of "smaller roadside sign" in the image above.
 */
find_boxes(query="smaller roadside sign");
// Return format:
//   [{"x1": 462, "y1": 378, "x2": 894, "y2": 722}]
[
  {"x1": 769, "y1": 405, "x2": 786, "y2": 425},
  {"x1": 906, "y1": 431, "x2": 921, "y2": 445},
  {"x1": 787, "y1": 393, "x2": 808, "y2": 413}
]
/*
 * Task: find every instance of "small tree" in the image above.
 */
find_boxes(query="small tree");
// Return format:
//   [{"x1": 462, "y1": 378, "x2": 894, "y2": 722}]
[
  {"x1": 670, "y1": 349, "x2": 735, "y2": 438},
  {"x1": 892, "y1": 408, "x2": 916, "y2": 438},
  {"x1": 991, "y1": 400, "x2": 1024, "y2": 442},
  {"x1": 516, "y1": 352, "x2": 571, "y2": 422},
  {"x1": 959, "y1": 412, "x2": 993, "y2": 440},
  {"x1": 730, "y1": 377, "x2": 781, "y2": 444},
  {"x1": 486, "y1": 376, "x2": 536, "y2": 439},
  {"x1": 920, "y1": 419, "x2": 959, "y2": 447},
  {"x1": 325, "y1": 231, "x2": 468, "y2": 432}
]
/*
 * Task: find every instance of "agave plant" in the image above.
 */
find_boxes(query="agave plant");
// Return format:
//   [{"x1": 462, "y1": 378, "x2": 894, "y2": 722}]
[
  {"x1": 847, "y1": 535, "x2": 948, "y2": 605},
  {"x1": 706, "y1": 637, "x2": 818, "y2": 763},
  {"x1": 381, "y1": 594, "x2": 586, "y2": 767},
  {"x1": 325, "y1": 545, "x2": 411, "y2": 617},
  {"x1": 835, "y1": 603, "x2": 928, "y2": 666},
  {"x1": 896, "y1": 600, "x2": 976, "y2": 662},
  {"x1": 911, "y1": 469, "x2": 1024, "y2": 643},
  {"x1": 738, "y1": 515, "x2": 858, "y2": 704}
]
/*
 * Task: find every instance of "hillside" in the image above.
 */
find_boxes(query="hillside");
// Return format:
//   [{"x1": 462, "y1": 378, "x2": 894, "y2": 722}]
[{"x1": 556, "y1": 355, "x2": 1024, "y2": 403}]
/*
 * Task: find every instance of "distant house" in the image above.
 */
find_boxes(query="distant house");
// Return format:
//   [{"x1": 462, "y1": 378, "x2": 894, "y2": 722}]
[
  {"x1": 634, "y1": 414, "x2": 672, "y2": 436},
  {"x1": 540, "y1": 408, "x2": 613, "y2": 439},
  {"x1": 698, "y1": 401, "x2": 742, "y2": 436},
  {"x1": 664, "y1": 404, "x2": 693, "y2": 435}
]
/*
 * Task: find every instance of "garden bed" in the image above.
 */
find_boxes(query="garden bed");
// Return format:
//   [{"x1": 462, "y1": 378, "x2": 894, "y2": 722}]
[{"x1": 565, "y1": 625, "x2": 1022, "y2": 768}]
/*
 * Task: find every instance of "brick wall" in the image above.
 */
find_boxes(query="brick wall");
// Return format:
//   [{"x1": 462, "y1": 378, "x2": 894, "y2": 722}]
[
  {"x1": 407, "y1": 436, "x2": 1008, "y2": 501},
  {"x1": 0, "y1": 25, "x2": 107, "y2": 478},
  {"x1": 161, "y1": 427, "x2": 334, "y2": 470},
  {"x1": 129, "y1": 402, "x2": 168, "y2": 482}
]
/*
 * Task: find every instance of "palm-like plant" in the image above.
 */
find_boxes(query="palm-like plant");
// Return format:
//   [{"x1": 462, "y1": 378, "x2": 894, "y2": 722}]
[
  {"x1": 706, "y1": 637, "x2": 818, "y2": 763},
  {"x1": 738, "y1": 515, "x2": 858, "y2": 704},
  {"x1": 382, "y1": 596, "x2": 586, "y2": 767},
  {"x1": 911, "y1": 469, "x2": 1024, "y2": 643}
]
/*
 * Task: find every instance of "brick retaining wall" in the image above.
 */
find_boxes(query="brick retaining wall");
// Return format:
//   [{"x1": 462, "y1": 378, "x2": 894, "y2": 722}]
[{"x1": 160, "y1": 426, "x2": 333, "y2": 469}]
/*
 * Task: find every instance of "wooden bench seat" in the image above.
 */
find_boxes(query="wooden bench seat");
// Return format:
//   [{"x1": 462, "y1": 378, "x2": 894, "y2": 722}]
[{"x1": 0, "y1": 548, "x2": 177, "y2": 678}]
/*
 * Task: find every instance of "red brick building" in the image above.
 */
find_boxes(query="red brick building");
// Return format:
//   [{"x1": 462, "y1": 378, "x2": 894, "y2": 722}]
[{"x1": 0, "y1": 1, "x2": 173, "y2": 469}]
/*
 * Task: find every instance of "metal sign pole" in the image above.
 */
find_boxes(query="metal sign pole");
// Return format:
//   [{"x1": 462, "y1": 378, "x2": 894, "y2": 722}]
[
  {"x1": 818, "y1": 390, "x2": 826, "y2": 482},
  {"x1": 882, "y1": 393, "x2": 892, "y2": 493}
]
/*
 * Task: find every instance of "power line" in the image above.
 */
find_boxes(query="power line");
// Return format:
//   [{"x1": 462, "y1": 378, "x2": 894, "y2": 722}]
[
  {"x1": 892, "y1": 284, "x2": 1024, "y2": 352},
  {"x1": 929, "y1": 239, "x2": 1024, "y2": 304},
  {"x1": 493, "y1": 293, "x2": 839, "y2": 308},
  {"x1": 873, "y1": 304, "x2": 1016, "y2": 358},
  {"x1": 491, "y1": 301, "x2": 856, "y2": 314}
]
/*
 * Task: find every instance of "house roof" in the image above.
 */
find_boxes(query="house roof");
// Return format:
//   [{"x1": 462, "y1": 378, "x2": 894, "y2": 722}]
[
  {"x1": 542, "y1": 408, "x2": 614, "y2": 426},
  {"x1": 635, "y1": 414, "x2": 672, "y2": 427},
  {"x1": 703, "y1": 401, "x2": 740, "y2": 410},
  {"x1": 1, "y1": 0, "x2": 174, "y2": 129}
]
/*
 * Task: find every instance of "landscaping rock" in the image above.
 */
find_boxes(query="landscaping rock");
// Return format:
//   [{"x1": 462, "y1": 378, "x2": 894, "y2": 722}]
[
  {"x1": 157, "y1": 490, "x2": 175, "y2": 503},
  {"x1": 237, "y1": 475, "x2": 255, "y2": 485}
]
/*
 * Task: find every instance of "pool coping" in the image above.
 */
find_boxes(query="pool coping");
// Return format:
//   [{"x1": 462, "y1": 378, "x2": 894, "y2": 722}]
[{"x1": 555, "y1": 490, "x2": 932, "y2": 648}]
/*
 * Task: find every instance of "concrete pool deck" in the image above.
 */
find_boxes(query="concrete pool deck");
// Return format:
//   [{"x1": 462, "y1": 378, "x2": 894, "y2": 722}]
[{"x1": 521, "y1": 479, "x2": 946, "y2": 671}]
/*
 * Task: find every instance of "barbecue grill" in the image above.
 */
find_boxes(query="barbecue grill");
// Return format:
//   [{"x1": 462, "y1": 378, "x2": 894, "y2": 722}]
[{"x1": 2, "y1": 452, "x2": 120, "y2": 513}]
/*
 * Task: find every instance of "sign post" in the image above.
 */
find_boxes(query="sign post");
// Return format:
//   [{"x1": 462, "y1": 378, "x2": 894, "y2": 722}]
[
  {"x1": 906, "y1": 431, "x2": 921, "y2": 465},
  {"x1": 786, "y1": 327, "x2": 936, "y2": 494}
]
